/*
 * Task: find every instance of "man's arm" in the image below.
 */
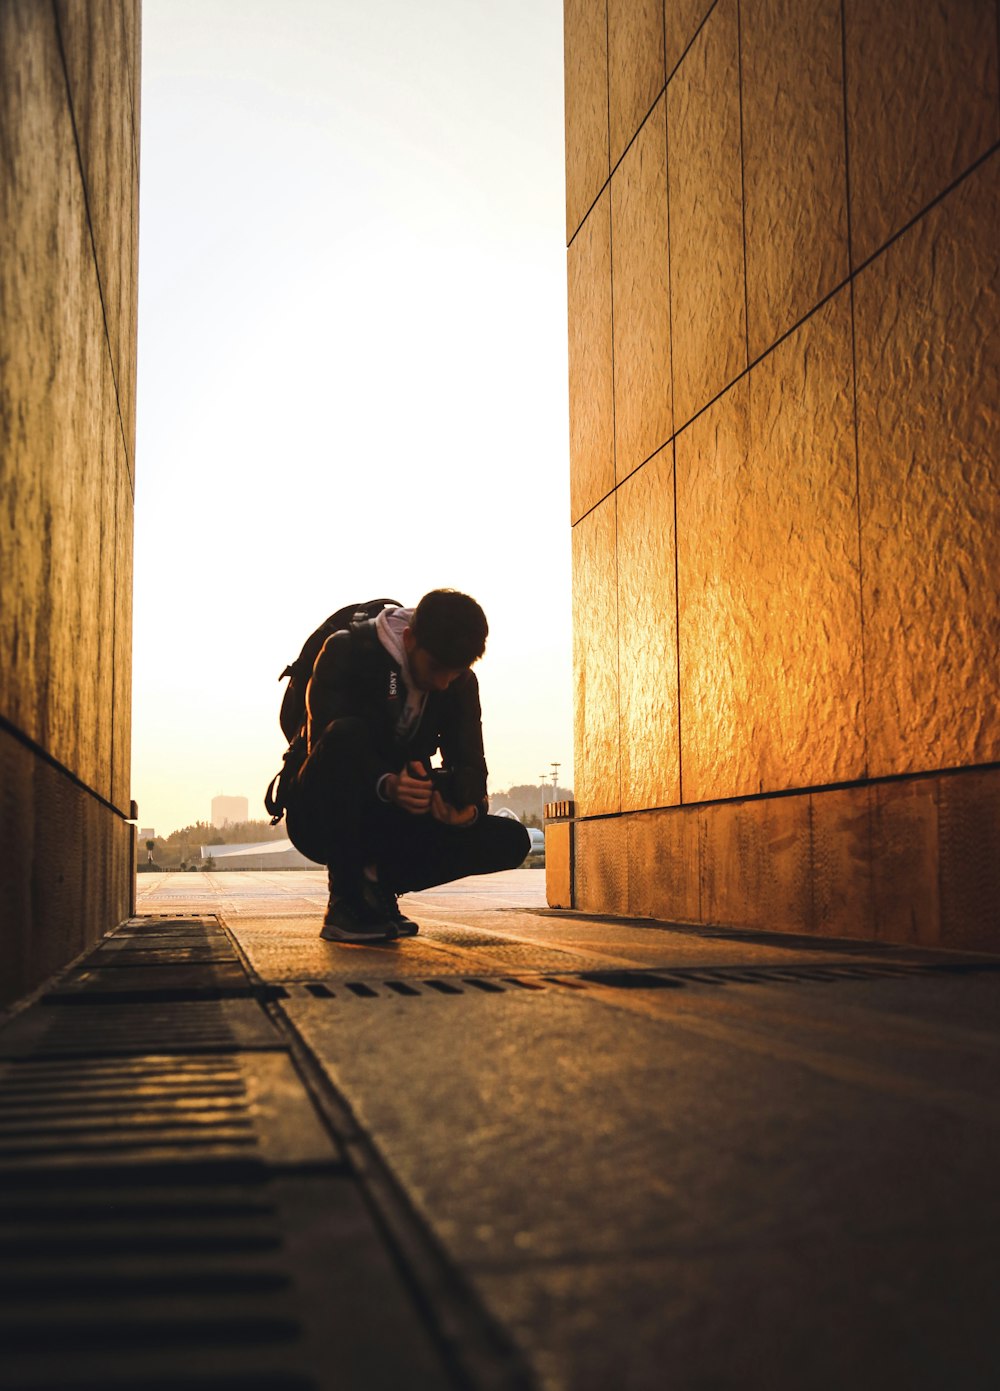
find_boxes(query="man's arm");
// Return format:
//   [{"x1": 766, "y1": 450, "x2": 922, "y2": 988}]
[
  {"x1": 437, "y1": 671, "x2": 489, "y2": 812},
  {"x1": 305, "y1": 630, "x2": 368, "y2": 752},
  {"x1": 308, "y1": 636, "x2": 440, "y2": 819}
]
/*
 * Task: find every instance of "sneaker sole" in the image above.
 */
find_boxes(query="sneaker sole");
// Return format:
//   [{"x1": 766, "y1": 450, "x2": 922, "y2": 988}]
[{"x1": 320, "y1": 923, "x2": 398, "y2": 943}]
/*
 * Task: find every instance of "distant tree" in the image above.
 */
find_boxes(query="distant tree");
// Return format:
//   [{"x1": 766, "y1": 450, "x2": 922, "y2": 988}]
[
  {"x1": 489, "y1": 783, "x2": 574, "y2": 819},
  {"x1": 215, "y1": 819, "x2": 287, "y2": 844},
  {"x1": 148, "y1": 816, "x2": 290, "y2": 869}
]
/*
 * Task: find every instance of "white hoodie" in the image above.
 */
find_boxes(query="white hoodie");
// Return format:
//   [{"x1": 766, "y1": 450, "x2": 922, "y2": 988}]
[{"x1": 374, "y1": 605, "x2": 428, "y2": 741}]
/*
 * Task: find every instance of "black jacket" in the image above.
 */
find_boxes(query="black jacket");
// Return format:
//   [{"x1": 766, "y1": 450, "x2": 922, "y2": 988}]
[{"x1": 306, "y1": 620, "x2": 489, "y2": 811}]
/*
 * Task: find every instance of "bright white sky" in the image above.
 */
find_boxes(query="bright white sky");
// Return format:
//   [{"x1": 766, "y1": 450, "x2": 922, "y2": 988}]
[{"x1": 133, "y1": 0, "x2": 573, "y2": 837}]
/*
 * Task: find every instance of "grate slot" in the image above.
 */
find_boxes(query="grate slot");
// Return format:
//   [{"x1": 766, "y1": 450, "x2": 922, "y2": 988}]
[
  {"x1": 345, "y1": 982, "x2": 378, "y2": 998},
  {"x1": 0, "y1": 1195, "x2": 275, "y2": 1222},
  {"x1": 423, "y1": 980, "x2": 462, "y2": 995},
  {"x1": 305, "y1": 984, "x2": 334, "y2": 999},
  {"x1": 384, "y1": 981, "x2": 421, "y2": 997},
  {"x1": 462, "y1": 979, "x2": 505, "y2": 993},
  {"x1": 1, "y1": 1229, "x2": 280, "y2": 1257},
  {"x1": 0, "y1": 1269, "x2": 290, "y2": 1299},
  {"x1": 0, "y1": 1313, "x2": 302, "y2": 1353},
  {"x1": 580, "y1": 971, "x2": 681, "y2": 990}
]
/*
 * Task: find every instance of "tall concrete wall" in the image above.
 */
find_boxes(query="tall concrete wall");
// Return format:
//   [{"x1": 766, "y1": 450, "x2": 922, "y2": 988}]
[
  {"x1": 560, "y1": 0, "x2": 1000, "y2": 949},
  {"x1": 0, "y1": 1, "x2": 140, "y2": 1004}
]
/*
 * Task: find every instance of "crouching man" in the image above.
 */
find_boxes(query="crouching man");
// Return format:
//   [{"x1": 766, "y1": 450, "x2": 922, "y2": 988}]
[{"x1": 285, "y1": 589, "x2": 530, "y2": 942}]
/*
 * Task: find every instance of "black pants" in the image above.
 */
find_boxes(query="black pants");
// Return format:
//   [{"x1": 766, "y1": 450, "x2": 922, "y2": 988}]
[{"x1": 286, "y1": 717, "x2": 530, "y2": 895}]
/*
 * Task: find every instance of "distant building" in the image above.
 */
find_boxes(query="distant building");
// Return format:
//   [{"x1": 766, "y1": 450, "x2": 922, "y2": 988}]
[
  {"x1": 199, "y1": 839, "x2": 321, "y2": 871},
  {"x1": 139, "y1": 828, "x2": 156, "y2": 843},
  {"x1": 211, "y1": 795, "x2": 249, "y2": 829}
]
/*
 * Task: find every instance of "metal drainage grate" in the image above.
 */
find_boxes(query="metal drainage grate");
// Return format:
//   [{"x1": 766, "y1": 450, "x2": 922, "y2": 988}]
[
  {"x1": 0, "y1": 999, "x2": 284, "y2": 1061},
  {"x1": 0, "y1": 915, "x2": 509, "y2": 1390},
  {"x1": 287, "y1": 959, "x2": 1000, "y2": 1002},
  {"x1": 0, "y1": 1166, "x2": 321, "y2": 1391},
  {"x1": 0, "y1": 1052, "x2": 331, "y2": 1387},
  {"x1": 41, "y1": 916, "x2": 287, "y2": 1008},
  {"x1": 0, "y1": 1055, "x2": 260, "y2": 1169}
]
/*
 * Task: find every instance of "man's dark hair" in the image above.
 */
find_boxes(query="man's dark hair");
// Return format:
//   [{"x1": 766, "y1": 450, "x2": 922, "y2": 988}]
[{"x1": 412, "y1": 590, "x2": 488, "y2": 669}]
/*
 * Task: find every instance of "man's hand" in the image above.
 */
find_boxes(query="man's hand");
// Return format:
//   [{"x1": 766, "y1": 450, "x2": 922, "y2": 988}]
[
  {"x1": 387, "y1": 762, "x2": 433, "y2": 815},
  {"x1": 430, "y1": 791, "x2": 477, "y2": 827}
]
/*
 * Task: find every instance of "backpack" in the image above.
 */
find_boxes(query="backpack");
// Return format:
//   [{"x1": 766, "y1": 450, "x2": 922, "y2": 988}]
[{"x1": 264, "y1": 598, "x2": 400, "y2": 824}]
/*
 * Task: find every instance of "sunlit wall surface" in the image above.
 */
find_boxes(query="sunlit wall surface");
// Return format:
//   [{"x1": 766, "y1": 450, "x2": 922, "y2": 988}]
[
  {"x1": 0, "y1": 1, "x2": 140, "y2": 1003},
  {"x1": 562, "y1": 0, "x2": 999, "y2": 948}
]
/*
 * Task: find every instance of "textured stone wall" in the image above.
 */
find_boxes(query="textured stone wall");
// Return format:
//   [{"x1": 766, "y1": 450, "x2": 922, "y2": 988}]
[
  {"x1": 0, "y1": 1, "x2": 140, "y2": 1004},
  {"x1": 561, "y1": 0, "x2": 1000, "y2": 949}
]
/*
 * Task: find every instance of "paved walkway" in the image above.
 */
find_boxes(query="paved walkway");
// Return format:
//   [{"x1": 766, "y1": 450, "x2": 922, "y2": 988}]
[{"x1": 3, "y1": 869, "x2": 999, "y2": 1389}]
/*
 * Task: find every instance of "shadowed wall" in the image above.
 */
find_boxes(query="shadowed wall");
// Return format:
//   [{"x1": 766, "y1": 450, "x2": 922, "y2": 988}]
[
  {"x1": 0, "y1": 1, "x2": 140, "y2": 1004},
  {"x1": 558, "y1": 0, "x2": 1000, "y2": 949}
]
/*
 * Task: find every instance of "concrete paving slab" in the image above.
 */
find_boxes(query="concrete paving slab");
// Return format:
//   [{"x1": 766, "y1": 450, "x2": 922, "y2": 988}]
[
  {"x1": 280, "y1": 976, "x2": 1000, "y2": 1388},
  {"x1": 131, "y1": 870, "x2": 1000, "y2": 1390},
  {"x1": 473, "y1": 1230, "x2": 1000, "y2": 1391}
]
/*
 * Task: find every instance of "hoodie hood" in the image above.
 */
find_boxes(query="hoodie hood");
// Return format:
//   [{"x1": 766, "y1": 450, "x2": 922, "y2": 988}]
[{"x1": 374, "y1": 605, "x2": 427, "y2": 741}]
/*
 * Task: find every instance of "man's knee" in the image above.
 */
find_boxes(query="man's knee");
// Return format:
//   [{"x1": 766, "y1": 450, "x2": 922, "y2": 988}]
[{"x1": 487, "y1": 816, "x2": 531, "y2": 869}]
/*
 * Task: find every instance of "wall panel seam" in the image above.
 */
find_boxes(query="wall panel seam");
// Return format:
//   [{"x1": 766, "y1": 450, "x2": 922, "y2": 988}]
[
  {"x1": 574, "y1": 5, "x2": 768, "y2": 254},
  {"x1": 663, "y1": 73, "x2": 683, "y2": 806},
  {"x1": 573, "y1": 259, "x2": 860, "y2": 528},
  {"x1": 596, "y1": 123, "x2": 998, "y2": 478},
  {"x1": 0, "y1": 713, "x2": 134, "y2": 821},
  {"x1": 605, "y1": 0, "x2": 622, "y2": 816},
  {"x1": 671, "y1": 439, "x2": 683, "y2": 808},
  {"x1": 864, "y1": 780, "x2": 875, "y2": 945},
  {"x1": 645, "y1": 149, "x2": 1000, "y2": 458},
  {"x1": 839, "y1": 0, "x2": 855, "y2": 271},
  {"x1": 735, "y1": 0, "x2": 750, "y2": 371},
  {"x1": 120, "y1": 1, "x2": 140, "y2": 178},
  {"x1": 847, "y1": 139, "x2": 1000, "y2": 282},
  {"x1": 933, "y1": 777, "x2": 944, "y2": 944},
  {"x1": 838, "y1": 0, "x2": 869, "y2": 778},
  {"x1": 569, "y1": 0, "x2": 675, "y2": 252},
  {"x1": 566, "y1": 758, "x2": 1000, "y2": 820},
  {"x1": 807, "y1": 794, "x2": 816, "y2": 933},
  {"x1": 667, "y1": 0, "x2": 721, "y2": 82},
  {"x1": 846, "y1": 273, "x2": 869, "y2": 779},
  {"x1": 109, "y1": 473, "x2": 121, "y2": 809},
  {"x1": 51, "y1": 0, "x2": 134, "y2": 485},
  {"x1": 566, "y1": 81, "x2": 668, "y2": 249},
  {"x1": 613, "y1": 483, "x2": 623, "y2": 816}
]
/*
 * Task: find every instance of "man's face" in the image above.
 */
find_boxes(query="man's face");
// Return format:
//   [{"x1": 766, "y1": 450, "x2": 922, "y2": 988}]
[{"x1": 403, "y1": 629, "x2": 467, "y2": 692}]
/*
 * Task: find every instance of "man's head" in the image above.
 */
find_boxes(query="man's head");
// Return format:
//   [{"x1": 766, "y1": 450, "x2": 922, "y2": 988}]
[{"x1": 403, "y1": 589, "x2": 488, "y2": 692}]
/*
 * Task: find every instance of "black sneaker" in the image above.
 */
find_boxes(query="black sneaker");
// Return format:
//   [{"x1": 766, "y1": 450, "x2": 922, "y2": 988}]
[
  {"x1": 320, "y1": 894, "x2": 397, "y2": 943},
  {"x1": 362, "y1": 878, "x2": 420, "y2": 938}
]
